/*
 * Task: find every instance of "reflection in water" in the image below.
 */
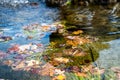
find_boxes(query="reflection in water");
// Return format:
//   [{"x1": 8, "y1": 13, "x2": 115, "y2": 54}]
[
  {"x1": 91, "y1": 4, "x2": 120, "y2": 68},
  {"x1": 61, "y1": 3, "x2": 120, "y2": 68}
]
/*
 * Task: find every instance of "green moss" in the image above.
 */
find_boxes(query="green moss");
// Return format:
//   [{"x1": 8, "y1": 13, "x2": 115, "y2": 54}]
[
  {"x1": 45, "y1": 31, "x2": 110, "y2": 68},
  {"x1": 65, "y1": 45, "x2": 99, "y2": 67}
]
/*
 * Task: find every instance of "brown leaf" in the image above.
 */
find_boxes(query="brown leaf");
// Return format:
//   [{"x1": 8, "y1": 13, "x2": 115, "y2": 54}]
[
  {"x1": 3, "y1": 60, "x2": 13, "y2": 66},
  {"x1": 13, "y1": 61, "x2": 25, "y2": 70},
  {"x1": 111, "y1": 67, "x2": 120, "y2": 73},
  {"x1": 39, "y1": 63, "x2": 55, "y2": 76}
]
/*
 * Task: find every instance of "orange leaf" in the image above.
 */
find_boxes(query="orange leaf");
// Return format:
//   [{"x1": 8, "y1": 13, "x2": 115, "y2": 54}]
[{"x1": 72, "y1": 30, "x2": 83, "y2": 35}]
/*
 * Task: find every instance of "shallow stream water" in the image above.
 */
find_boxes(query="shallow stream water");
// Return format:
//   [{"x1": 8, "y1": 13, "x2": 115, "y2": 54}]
[
  {"x1": 0, "y1": 1, "x2": 120, "y2": 78},
  {"x1": 0, "y1": 1, "x2": 59, "y2": 51}
]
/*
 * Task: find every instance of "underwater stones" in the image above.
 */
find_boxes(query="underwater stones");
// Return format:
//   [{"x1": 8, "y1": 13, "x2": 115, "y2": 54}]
[
  {"x1": 0, "y1": 36, "x2": 12, "y2": 42},
  {"x1": 29, "y1": 2, "x2": 39, "y2": 6},
  {"x1": 45, "y1": 0, "x2": 67, "y2": 7}
]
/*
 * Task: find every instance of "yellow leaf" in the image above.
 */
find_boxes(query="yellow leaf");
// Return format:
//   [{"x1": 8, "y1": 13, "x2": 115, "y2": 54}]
[
  {"x1": 56, "y1": 74, "x2": 66, "y2": 80},
  {"x1": 72, "y1": 30, "x2": 83, "y2": 35}
]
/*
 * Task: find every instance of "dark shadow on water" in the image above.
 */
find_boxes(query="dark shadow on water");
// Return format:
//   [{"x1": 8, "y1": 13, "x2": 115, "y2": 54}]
[{"x1": 0, "y1": 63, "x2": 51, "y2": 80}]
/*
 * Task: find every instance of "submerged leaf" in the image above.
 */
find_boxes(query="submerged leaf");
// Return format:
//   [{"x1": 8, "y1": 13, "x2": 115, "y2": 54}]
[
  {"x1": 72, "y1": 30, "x2": 83, "y2": 35},
  {"x1": 3, "y1": 60, "x2": 13, "y2": 66},
  {"x1": 54, "y1": 57, "x2": 69, "y2": 63},
  {"x1": 39, "y1": 63, "x2": 55, "y2": 76}
]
